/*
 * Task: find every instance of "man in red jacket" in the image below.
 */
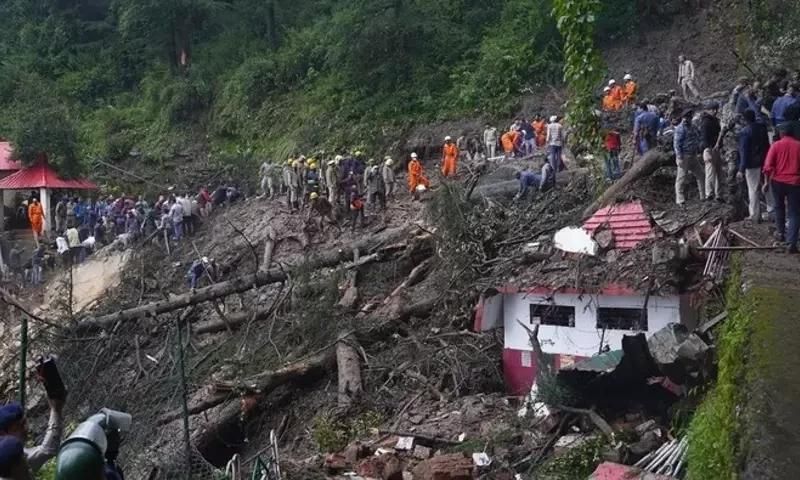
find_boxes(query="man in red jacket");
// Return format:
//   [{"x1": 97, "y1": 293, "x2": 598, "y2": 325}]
[
  {"x1": 604, "y1": 128, "x2": 622, "y2": 181},
  {"x1": 763, "y1": 129, "x2": 800, "y2": 252}
]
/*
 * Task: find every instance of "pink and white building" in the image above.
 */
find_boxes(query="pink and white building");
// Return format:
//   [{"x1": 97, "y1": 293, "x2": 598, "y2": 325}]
[{"x1": 473, "y1": 202, "x2": 699, "y2": 395}]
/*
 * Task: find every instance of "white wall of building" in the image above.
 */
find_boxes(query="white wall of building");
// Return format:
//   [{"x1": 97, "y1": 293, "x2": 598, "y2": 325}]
[{"x1": 493, "y1": 292, "x2": 683, "y2": 357}]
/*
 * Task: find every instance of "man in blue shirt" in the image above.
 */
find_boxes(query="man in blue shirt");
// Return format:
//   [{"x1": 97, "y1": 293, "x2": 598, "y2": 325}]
[
  {"x1": 514, "y1": 160, "x2": 554, "y2": 200},
  {"x1": 634, "y1": 103, "x2": 660, "y2": 155},
  {"x1": 673, "y1": 110, "x2": 706, "y2": 205},
  {"x1": 771, "y1": 83, "x2": 798, "y2": 127},
  {"x1": 737, "y1": 109, "x2": 771, "y2": 221}
]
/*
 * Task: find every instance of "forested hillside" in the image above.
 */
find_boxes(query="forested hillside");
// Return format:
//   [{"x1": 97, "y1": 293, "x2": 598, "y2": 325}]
[{"x1": 0, "y1": 0, "x2": 640, "y2": 176}]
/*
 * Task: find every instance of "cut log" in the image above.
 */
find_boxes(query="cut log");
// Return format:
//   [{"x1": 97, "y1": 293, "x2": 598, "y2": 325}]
[
  {"x1": 260, "y1": 227, "x2": 278, "y2": 273},
  {"x1": 74, "y1": 270, "x2": 289, "y2": 333},
  {"x1": 193, "y1": 306, "x2": 272, "y2": 335},
  {"x1": 338, "y1": 248, "x2": 360, "y2": 309},
  {"x1": 336, "y1": 332, "x2": 363, "y2": 408},
  {"x1": 581, "y1": 150, "x2": 671, "y2": 219}
]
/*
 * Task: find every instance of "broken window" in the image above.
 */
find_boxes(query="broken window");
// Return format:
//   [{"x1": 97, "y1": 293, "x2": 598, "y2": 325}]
[
  {"x1": 530, "y1": 304, "x2": 575, "y2": 327},
  {"x1": 597, "y1": 307, "x2": 647, "y2": 331}
]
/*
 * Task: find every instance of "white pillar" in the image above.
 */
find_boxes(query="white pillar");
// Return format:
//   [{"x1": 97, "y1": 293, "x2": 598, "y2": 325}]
[{"x1": 39, "y1": 188, "x2": 50, "y2": 237}]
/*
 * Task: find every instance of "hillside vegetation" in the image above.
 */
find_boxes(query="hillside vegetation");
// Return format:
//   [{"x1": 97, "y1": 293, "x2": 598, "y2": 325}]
[{"x1": 0, "y1": 0, "x2": 641, "y2": 175}]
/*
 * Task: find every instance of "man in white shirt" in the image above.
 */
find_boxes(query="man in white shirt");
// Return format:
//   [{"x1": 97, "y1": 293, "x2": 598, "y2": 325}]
[
  {"x1": 483, "y1": 125, "x2": 498, "y2": 160},
  {"x1": 545, "y1": 116, "x2": 564, "y2": 174},
  {"x1": 678, "y1": 55, "x2": 701, "y2": 100},
  {"x1": 169, "y1": 199, "x2": 184, "y2": 241}
]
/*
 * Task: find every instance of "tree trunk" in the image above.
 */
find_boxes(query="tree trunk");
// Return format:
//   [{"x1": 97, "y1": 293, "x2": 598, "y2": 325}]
[
  {"x1": 470, "y1": 168, "x2": 589, "y2": 203},
  {"x1": 261, "y1": 227, "x2": 277, "y2": 273},
  {"x1": 336, "y1": 333, "x2": 363, "y2": 408},
  {"x1": 581, "y1": 150, "x2": 670, "y2": 219},
  {"x1": 75, "y1": 270, "x2": 288, "y2": 333}
]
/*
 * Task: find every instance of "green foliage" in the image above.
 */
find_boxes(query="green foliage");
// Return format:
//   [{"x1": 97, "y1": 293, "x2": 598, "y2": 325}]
[
  {"x1": 552, "y1": 0, "x2": 605, "y2": 155},
  {"x1": 35, "y1": 458, "x2": 56, "y2": 480},
  {"x1": 536, "y1": 436, "x2": 607, "y2": 479},
  {"x1": 312, "y1": 410, "x2": 383, "y2": 453},
  {"x1": 0, "y1": 0, "x2": 639, "y2": 170},
  {"x1": 687, "y1": 258, "x2": 751, "y2": 479}
]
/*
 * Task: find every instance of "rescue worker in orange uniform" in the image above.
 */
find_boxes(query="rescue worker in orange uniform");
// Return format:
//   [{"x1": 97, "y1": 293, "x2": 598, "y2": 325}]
[
  {"x1": 501, "y1": 129, "x2": 520, "y2": 160},
  {"x1": 532, "y1": 115, "x2": 547, "y2": 150},
  {"x1": 407, "y1": 152, "x2": 429, "y2": 200},
  {"x1": 441, "y1": 136, "x2": 458, "y2": 177},
  {"x1": 622, "y1": 73, "x2": 637, "y2": 105},
  {"x1": 608, "y1": 79, "x2": 624, "y2": 111},
  {"x1": 601, "y1": 86, "x2": 614, "y2": 111},
  {"x1": 28, "y1": 197, "x2": 45, "y2": 247}
]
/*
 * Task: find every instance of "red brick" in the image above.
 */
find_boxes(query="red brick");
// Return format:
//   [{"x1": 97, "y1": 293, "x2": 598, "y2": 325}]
[{"x1": 412, "y1": 453, "x2": 475, "y2": 480}]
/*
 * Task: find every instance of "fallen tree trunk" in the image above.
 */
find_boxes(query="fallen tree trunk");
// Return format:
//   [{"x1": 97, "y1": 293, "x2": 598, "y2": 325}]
[
  {"x1": 337, "y1": 332, "x2": 363, "y2": 408},
  {"x1": 581, "y1": 150, "x2": 671, "y2": 219},
  {"x1": 260, "y1": 227, "x2": 278, "y2": 273},
  {"x1": 470, "y1": 168, "x2": 588, "y2": 203},
  {"x1": 75, "y1": 270, "x2": 289, "y2": 333},
  {"x1": 193, "y1": 306, "x2": 272, "y2": 335},
  {"x1": 75, "y1": 226, "x2": 416, "y2": 332},
  {"x1": 162, "y1": 297, "x2": 437, "y2": 426}
]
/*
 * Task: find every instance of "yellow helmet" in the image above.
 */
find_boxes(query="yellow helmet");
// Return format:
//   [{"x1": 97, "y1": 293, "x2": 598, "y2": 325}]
[
  {"x1": 287, "y1": 158, "x2": 294, "y2": 165},
  {"x1": 310, "y1": 192, "x2": 319, "y2": 200},
  {"x1": 292, "y1": 160, "x2": 300, "y2": 168},
  {"x1": 309, "y1": 163, "x2": 318, "y2": 170}
]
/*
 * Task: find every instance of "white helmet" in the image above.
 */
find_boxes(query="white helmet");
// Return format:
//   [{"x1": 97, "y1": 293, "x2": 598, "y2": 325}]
[
  {"x1": 334, "y1": 154, "x2": 343, "y2": 162},
  {"x1": 444, "y1": 135, "x2": 452, "y2": 141},
  {"x1": 328, "y1": 159, "x2": 336, "y2": 166},
  {"x1": 608, "y1": 79, "x2": 616, "y2": 85},
  {"x1": 623, "y1": 73, "x2": 633, "y2": 81},
  {"x1": 549, "y1": 115, "x2": 558, "y2": 122},
  {"x1": 416, "y1": 185, "x2": 427, "y2": 193},
  {"x1": 603, "y1": 86, "x2": 611, "y2": 92},
  {"x1": 385, "y1": 158, "x2": 394, "y2": 166},
  {"x1": 410, "y1": 152, "x2": 418, "y2": 158}
]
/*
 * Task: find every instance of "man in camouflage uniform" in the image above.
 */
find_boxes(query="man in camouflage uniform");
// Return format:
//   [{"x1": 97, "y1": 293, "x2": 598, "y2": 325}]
[{"x1": 715, "y1": 100, "x2": 748, "y2": 218}]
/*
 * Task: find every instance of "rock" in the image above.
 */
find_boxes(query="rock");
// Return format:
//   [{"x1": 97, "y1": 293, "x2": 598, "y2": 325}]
[
  {"x1": 594, "y1": 228, "x2": 615, "y2": 251},
  {"x1": 601, "y1": 443, "x2": 626, "y2": 464},
  {"x1": 413, "y1": 445, "x2": 433, "y2": 459},
  {"x1": 634, "y1": 420, "x2": 657, "y2": 435},
  {"x1": 647, "y1": 324, "x2": 710, "y2": 383},
  {"x1": 356, "y1": 453, "x2": 403, "y2": 480},
  {"x1": 344, "y1": 442, "x2": 373, "y2": 464},
  {"x1": 553, "y1": 434, "x2": 597, "y2": 456},
  {"x1": 412, "y1": 453, "x2": 474, "y2": 480},
  {"x1": 629, "y1": 431, "x2": 663, "y2": 457},
  {"x1": 323, "y1": 453, "x2": 349, "y2": 472}
]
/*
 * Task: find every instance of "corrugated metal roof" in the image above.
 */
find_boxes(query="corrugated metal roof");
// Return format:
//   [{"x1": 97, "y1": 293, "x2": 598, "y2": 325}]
[
  {"x1": 583, "y1": 201, "x2": 654, "y2": 251},
  {"x1": 0, "y1": 161, "x2": 97, "y2": 190},
  {"x1": 0, "y1": 142, "x2": 22, "y2": 171}
]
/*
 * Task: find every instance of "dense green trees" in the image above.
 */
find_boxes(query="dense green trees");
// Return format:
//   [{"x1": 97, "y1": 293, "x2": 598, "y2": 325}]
[{"x1": 0, "y1": 0, "x2": 638, "y2": 173}]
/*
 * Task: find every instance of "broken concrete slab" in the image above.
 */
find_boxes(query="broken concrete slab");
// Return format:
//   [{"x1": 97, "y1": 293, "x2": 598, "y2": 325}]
[
  {"x1": 554, "y1": 226, "x2": 598, "y2": 256},
  {"x1": 411, "y1": 453, "x2": 474, "y2": 480},
  {"x1": 553, "y1": 434, "x2": 599, "y2": 455},
  {"x1": 589, "y1": 462, "x2": 676, "y2": 479}
]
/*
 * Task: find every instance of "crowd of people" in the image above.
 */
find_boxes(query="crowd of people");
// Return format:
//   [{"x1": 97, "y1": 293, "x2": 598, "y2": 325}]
[{"x1": 14, "y1": 185, "x2": 244, "y2": 286}]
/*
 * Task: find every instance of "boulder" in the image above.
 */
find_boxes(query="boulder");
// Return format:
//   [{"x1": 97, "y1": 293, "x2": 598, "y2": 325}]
[{"x1": 356, "y1": 453, "x2": 404, "y2": 480}]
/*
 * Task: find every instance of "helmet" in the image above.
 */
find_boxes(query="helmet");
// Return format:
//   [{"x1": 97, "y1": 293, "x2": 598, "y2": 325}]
[
  {"x1": 334, "y1": 155, "x2": 343, "y2": 162},
  {"x1": 54, "y1": 441, "x2": 105, "y2": 480},
  {"x1": 328, "y1": 160, "x2": 336, "y2": 166},
  {"x1": 309, "y1": 163, "x2": 318, "y2": 170},
  {"x1": 410, "y1": 152, "x2": 418, "y2": 159},
  {"x1": 385, "y1": 158, "x2": 394, "y2": 166},
  {"x1": 549, "y1": 116, "x2": 558, "y2": 122},
  {"x1": 608, "y1": 79, "x2": 616, "y2": 85},
  {"x1": 310, "y1": 192, "x2": 319, "y2": 200},
  {"x1": 355, "y1": 150, "x2": 363, "y2": 157},
  {"x1": 444, "y1": 136, "x2": 452, "y2": 141},
  {"x1": 292, "y1": 161, "x2": 300, "y2": 168},
  {"x1": 367, "y1": 158, "x2": 375, "y2": 165},
  {"x1": 415, "y1": 185, "x2": 427, "y2": 193},
  {"x1": 603, "y1": 86, "x2": 611, "y2": 92},
  {"x1": 624, "y1": 73, "x2": 633, "y2": 81},
  {"x1": 287, "y1": 159, "x2": 294, "y2": 165}
]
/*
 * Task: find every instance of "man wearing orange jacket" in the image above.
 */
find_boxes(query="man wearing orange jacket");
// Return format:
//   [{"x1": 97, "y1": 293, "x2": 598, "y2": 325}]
[
  {"x1": 441, "y1": 136, "x2": 459, "y2": 177},
  {"x1": 501, "y1": 129, "x2": 520, "y2": 160},
  {"x1": 407, "y1": 152, "x2": 429, "y2": 200},
  {"x1": 28, "y1": 197, "x2": 45, "y2": 247},
  {"x1": 532, "y1": 115, "x2": 547, "y2": 150},
  {"x1": 608, "y1": 79, "x2": 624, "y2": 111},
  {"x1": 622, "y1": 73, "x2": 637, "y2": 105},
  {"x1": 601, "y1": 86, "x2": 614, "y2": 111}
]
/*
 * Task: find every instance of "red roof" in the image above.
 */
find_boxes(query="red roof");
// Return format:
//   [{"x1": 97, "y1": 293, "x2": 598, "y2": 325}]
[
  {"x1": 0, "y1": 161, "x2": 97, "y2": 190},
  {"x1": 0, "y1": 142, "x2": 22, "y2": 172},
  {"x1": 583, "y1": 201, "x2": 654, "y2": 251}
]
